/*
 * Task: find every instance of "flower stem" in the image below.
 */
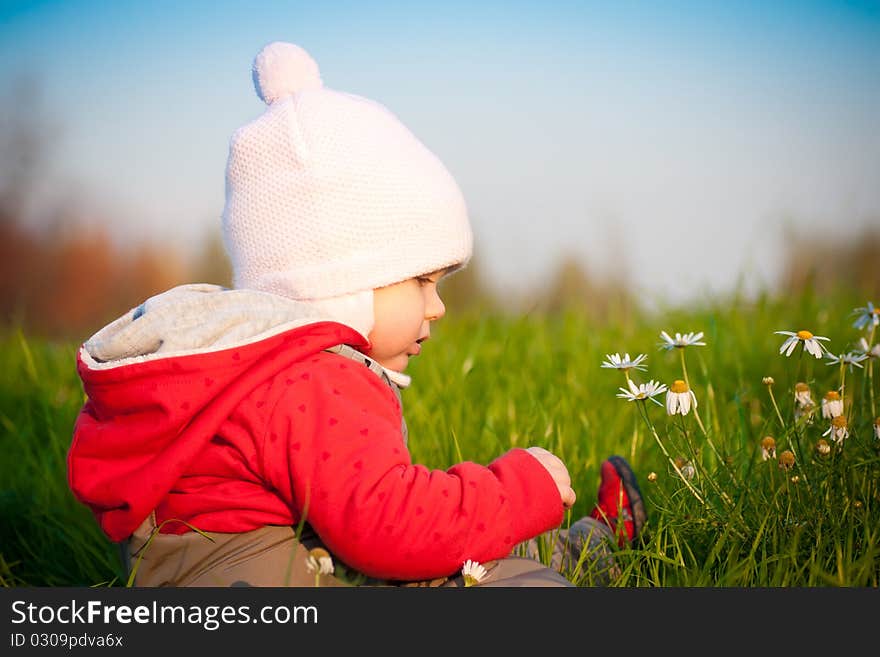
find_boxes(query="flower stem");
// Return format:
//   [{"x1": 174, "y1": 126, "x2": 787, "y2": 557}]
[
  {"x1": 793, "y1": 348, "x2": 804, "y2": 414},
  {"x1": 767, "y1": 385, "x2": 786, "y2": 430},
  {"x1": 676, "y1": 414, "x2": 696, "y2": 460},
  {"x1": 867, "y1": 325, "x2": 876, "y2": 418},
  {"x1": 679, "y1": 347, "x2": 690, "y2": 387},
  {"x1": 629, "y1": 413, "x2": 639, "y2": 463},
  {"x1": 785, "y1": 348, "x2": 810, "y2": 488},
  {"x1": 637, "y1": 401, "x2": 705, "y2": 506},
  {"x1": 869, "y1": 358, "x2": 876, "y2": 419},
  {"x1": 678, "y1": 411, "x2": 734, "y2": 508},
  {"x1": 679, "y1": 348, "x2": 724, "y2": 468}
]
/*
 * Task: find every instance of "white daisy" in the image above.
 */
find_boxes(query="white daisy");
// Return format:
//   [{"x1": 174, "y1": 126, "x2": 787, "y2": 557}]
[
  {"x1": 825, "y1": 351, "x2": 868, "y2": 372},
  {"x1": 775, "y1": 329, "x2": 830, "y2": 359},
  {"x1": 601, "y1": 352, "x2": 648, "y2": 372},
  {"x1": 761, "y1": 436, "x2": 777, "y2": 461},
  {"x1": 852, "y1": 301, "x2": 880, "y2": 331},
  {"x1": 617, "y1": 379, "x2": 668, "y2": 406},
  {"x1": 816, "y1": 439, "x2": 831, "y2": 456},
  {"x1": 658, "y1": 331, "x2": 706, "y2": 351},
  {"x1": 666, "y1": 379, "x2": 698, "y2": 416},
  {"x1": 822, "y1": 416, "x2": 849, "y2": 444},
  {"x1": 793, "y1": 382, "x2": 812, "y2": 407},
  {"x1": 821, "y1": 391, "x2": 843, "y2": 419},
  {"x1": 874, "y1": 417, "x2": 880, "y2": 441},
  {"x1": 305, "y1": 547, "x2": 334, "y2": 576},
  {"x1": 856, "y1": 337, "x2": 880, "y2": 359},
  {"x1": 461, "y1": 559, "x2": 488, "y2": 587}
]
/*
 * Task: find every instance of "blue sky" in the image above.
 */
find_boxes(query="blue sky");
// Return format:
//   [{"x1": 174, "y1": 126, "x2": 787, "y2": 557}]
[{"x1": 1, "y1": 1, "x2": 879, "y2": 306}]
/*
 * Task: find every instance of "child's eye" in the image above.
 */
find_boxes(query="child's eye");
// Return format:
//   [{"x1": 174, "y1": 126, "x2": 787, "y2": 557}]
[{"x1": 416, "y1": 277, "x2": 432, "y2": 286}]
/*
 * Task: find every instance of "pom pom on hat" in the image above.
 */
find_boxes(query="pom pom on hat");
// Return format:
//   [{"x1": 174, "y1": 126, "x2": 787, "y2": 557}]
[{"x1": 252, "y1": 41, "x2": 323, "y2": 105}]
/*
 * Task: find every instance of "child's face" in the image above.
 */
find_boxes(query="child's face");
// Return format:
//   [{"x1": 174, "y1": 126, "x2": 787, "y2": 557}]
[{"x1": 366, "y1": 268, "x2": 448, "y2": 372}]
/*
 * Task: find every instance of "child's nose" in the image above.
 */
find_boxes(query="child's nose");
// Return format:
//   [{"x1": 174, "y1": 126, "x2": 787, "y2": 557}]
[{"x1": 425, "y1": 289, "x2": 446, "y2": 321}]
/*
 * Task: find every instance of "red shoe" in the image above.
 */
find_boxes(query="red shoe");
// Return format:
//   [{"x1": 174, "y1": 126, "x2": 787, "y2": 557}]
[{"x1": 589, "y1": 456, "x2": 646, "y2": 547}]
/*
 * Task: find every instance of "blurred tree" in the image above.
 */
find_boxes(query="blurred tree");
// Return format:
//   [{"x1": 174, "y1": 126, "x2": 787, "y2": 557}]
[
  {"x1": 0, "y1": 74, "x2": 50, "y2": 330},
  {"x1": 36, "y1": 226, "x2": 118, "y2": 338},
  {"x1": 0, "y1": 220, "x2": 40, "y2": 327},
  {"x1": 533, "y1": 253, "x2": 635, "y2": 322},
  {"x1": 0, "y1": 75, "x2": 190, "y2": 339},
  {"x1": 779, "y1": 225, "x2": 880, "y2": 301},
  {"x1": 437, "y1": 247, "x2": 494, "y2": 315},
  {"x1": 189, "y1": 229, "x2": 233, "y2": 288},
  {"x1": 122, "y1": 238, "x2": 188, "y2": 306},
  {"x1": 0, "y1": 75, "x2": 47, "y2": 222}
]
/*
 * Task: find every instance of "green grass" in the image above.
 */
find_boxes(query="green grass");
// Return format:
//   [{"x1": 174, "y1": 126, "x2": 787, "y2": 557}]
[
  {"x1": 0, "y1": 331, "x2": 123, "y2": 587},
  {"x1": 2, "y1": 285, "x2": 879, "y2": 586}
]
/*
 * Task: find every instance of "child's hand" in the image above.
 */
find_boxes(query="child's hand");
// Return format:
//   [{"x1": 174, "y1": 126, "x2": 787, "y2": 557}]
[{"x1": 524, "y1": 446, "x2": 576, "y2": 509}]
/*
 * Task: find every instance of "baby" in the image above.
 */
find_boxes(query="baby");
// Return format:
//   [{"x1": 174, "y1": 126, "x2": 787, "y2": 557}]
[{"x1": 67, "y1": 42, "x2": 644, "y2": 587}]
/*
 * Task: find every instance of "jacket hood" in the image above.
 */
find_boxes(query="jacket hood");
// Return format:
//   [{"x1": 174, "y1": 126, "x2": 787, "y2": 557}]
[
  {"x1": 79, "y1": 283, "x2": 363, "y2": 368},
  {"x1": 68, "y1": 283, "x2": 371, "y2": 541}
]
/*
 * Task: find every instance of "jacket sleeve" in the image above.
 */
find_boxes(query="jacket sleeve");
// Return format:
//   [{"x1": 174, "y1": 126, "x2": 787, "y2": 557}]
[{"x1": 258, "y1": 358, "x2": 564, "y2": 581}]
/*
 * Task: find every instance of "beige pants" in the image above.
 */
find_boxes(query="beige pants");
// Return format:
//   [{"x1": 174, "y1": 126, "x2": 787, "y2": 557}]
[{"x1": 123, "y1": 515, "x2": 618, "y2": 588}]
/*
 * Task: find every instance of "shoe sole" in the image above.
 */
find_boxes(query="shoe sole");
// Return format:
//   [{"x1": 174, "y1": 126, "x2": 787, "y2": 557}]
[{"x1": 607, "y1": 455, "x2": 647, "y2": 540}]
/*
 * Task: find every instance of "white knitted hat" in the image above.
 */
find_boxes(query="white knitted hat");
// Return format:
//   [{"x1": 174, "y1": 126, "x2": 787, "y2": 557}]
[{"x1": 222, "y1": 42, "x2": 473, "y2": 338}]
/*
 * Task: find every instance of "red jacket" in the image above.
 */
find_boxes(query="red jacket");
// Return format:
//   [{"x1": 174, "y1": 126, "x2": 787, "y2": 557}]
[{"x1": 68, "y1": 301, "x2": 563, "y2": 581}]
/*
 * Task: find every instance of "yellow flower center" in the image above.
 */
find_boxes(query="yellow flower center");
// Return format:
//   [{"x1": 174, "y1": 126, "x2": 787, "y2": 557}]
[
  {"x1": 795, "y1": 382, "x2": 809, "y2": 392},
  {"x1": 873, "y1": 308, "x2": 880, "y2": 315},
  {"x1": 796, "y1": 330, "x2": 813, "y2": 340},
  {"x1": 308, "y1": 547, "x2": 330, "y2": 560},
  {"x1": 778, "y1": 450, "x2": 795, "y2": 468},
  {"x1": 831, "y1": 416, "x2": 847, "y2": 428},
  {"x1": 761, "y1": 436, "x2": 776, "y2": 449},
  {"x1": 824, "y1": 391, "x2": 840, "y2": 401},
  {"x1": 670, "y1": 380, "x2": 689, "y2": 393},
  {"x1": 875, "y1": 417, "x2": 880, "y2": 426}
]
